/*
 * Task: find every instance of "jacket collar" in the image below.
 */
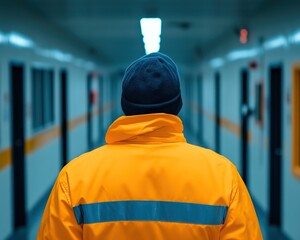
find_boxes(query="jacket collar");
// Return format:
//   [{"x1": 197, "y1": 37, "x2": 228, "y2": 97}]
[{"x1": 105, "y1": 113, "x2": 186, "y2": 144}]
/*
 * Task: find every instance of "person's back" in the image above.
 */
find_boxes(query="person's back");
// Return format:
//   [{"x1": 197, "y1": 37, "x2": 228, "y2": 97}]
[{"x1": 38, "y1": 53, "x2": 262, "y2": 239}]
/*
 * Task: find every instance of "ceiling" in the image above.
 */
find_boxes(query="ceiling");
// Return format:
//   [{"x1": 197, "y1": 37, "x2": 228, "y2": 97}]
[{"x1": 22, "y1": 0, "x2": 271, "y2": 67}]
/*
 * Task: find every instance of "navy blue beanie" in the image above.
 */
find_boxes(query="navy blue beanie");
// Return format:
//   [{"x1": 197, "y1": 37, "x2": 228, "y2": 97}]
[{"x1": 121, "y1": 52, "x2": 182, "y2": 116}]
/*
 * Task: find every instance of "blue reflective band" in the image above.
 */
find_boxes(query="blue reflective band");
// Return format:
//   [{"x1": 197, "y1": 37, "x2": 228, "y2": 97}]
[{"x1": 73, "y1": 200, "x2": 228, "y2": 225}]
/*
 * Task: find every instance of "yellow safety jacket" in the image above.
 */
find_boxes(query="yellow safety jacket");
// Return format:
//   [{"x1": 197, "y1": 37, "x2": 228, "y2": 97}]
[{"x1": 37, "y1": 113, "x2": 262, "y2": 239}]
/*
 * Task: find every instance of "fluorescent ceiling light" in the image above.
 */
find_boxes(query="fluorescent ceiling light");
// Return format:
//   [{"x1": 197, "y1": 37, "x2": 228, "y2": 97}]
[
  {"x1": 264, "y1": 36, "x2": 288, "y2": 50},
  {"x1": 144, "y1": 42, "x2": 160, "y2": 55},
  {"x1": 210, "y1": 58, "x2": 224, "y2": 68},
  {"x1": 140, "y1": 18, "x2": 162, "y2": 54},
  {"x1": 8, "y1": 32, "x2": 34, "y2": 48},
  {"x1": 227, "y1": 48, "x2": 260, "y2": 61},
  {"x1": 37, "y1": 48, "x2": 94, "y2": 68},
  {"x1": 140, "y1": 18, "x2": 162, "y2": 36},
  {"x1": 37, "y1": 48, "x2": 73, "y2": 62},
  {"x1": 290, "y1": 30, "x2": 300, "y2": 43},
  {"x1": 143, "y1": 35, "x2": 161, "y2": 44},
  {"x1": 51, "y1": 50, "x2": 73, "y2": 62}
]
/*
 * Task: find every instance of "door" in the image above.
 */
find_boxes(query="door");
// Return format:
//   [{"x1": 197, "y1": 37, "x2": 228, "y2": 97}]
[
  {"x1": 215, "y1": 72, "x2": 221, "y2": 153},
  {"x1": 269, "y1": 65, "x2": 282, "y2": 226},
  {"x1": 60, "y1": 69, "x2": 68, "y2": 167},
  {"x1": 11, "y1": 63, "x2": 26, "y2": 228},
  {"x1": 241, "y1": 69, "x2": 250, "y2": 185}
]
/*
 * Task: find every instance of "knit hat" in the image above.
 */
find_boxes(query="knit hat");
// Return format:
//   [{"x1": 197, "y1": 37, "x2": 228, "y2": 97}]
[{"x1": 121, "y1": 52, "x2": 182, "y2": 116}]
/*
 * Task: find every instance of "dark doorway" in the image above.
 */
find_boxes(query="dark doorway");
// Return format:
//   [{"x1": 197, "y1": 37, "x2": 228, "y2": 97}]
[
  {"x1": 215, "y1": 72, "x2": 221, "y2": 153},
  {"x1": 11, "y1": 63, "x2": 26, "y2": 228},
  {"x1": 269, "y1": 65, "x2": 283, "y2": 226},
  {"x1": 241, "y1": 69, "x2": 250, "y2": 185},
  {"x1": 87, "y1": 73, "x2": 92, "y2": 150},
  {"x1": 60, "y1": 70, "x2": 68, "y2": 167}
]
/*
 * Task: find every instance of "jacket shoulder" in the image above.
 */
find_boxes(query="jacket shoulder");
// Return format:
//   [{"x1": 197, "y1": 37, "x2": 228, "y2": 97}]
[
  {"x1": 62, "y1": 145, "x2": 110, "y2": 174},
  {"x1": 185, "y1": 143, "x2": 235, "y2": 166}
]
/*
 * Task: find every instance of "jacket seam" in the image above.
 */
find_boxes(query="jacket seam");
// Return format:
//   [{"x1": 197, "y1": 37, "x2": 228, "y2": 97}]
[
  {"x1": 60, "y1": 179, "x2": 71, "y2": 206},
  {"x1": 229, "y1": 166, "x2": 239, "y2": 206}
]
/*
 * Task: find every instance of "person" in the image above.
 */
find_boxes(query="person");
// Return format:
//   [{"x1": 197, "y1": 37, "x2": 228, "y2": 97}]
[{"x1": 37, "y1": 52, "x2": 263, "y2": 239}]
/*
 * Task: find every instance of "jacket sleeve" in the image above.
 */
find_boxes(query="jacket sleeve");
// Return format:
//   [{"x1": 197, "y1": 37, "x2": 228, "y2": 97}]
[
  {"x1": 37, "y1": 169, "x2": 82, "y2": 239},
  {"x1": 220, "y1": 165, "x2": 263, "y2": 240}
]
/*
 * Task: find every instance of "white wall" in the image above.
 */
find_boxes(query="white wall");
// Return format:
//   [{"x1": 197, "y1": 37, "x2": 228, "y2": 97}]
[
  {"x1": 199, "y1": 2, "x2": 300, "y2": 239},
  {"x1": 0, "y1": 167, "x2": 13, "y2": 240},
  {"x1": 202, "y1": 71, "x2": 216, "y2": 149},
  {"x1": 0, "y1": 2, "x2": 101, "y2": 239},
  {"x1": 0, "y1": 46, "x2": 13, "y2": 240},
  {"x1": 26, "y1": 139, "x2": 61, "y2": 212},
  {"x1": 102, "y1": 73, "x2": 113, "y2": 132},
  {"x1": 68, "y1": 67, "x2": 89, "y2": 160}
]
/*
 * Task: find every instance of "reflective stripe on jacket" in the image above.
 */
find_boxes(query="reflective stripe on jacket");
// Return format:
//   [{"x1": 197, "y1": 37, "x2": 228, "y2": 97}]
[{"x1": 37, "y1": 113, "x2": 263, "y2": 239}]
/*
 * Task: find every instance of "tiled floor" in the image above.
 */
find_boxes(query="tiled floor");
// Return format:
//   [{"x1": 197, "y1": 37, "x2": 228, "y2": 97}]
[{"x1": 7, "y1": 130, "x2": 291, "y2": 240}]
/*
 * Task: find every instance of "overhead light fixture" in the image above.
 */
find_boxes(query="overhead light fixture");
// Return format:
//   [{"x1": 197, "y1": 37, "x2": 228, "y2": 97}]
[
  {"x1": 8, "y1": 32, "x2": 34, "y2": 48},
  {"x1": 264, "y1": 36, "x2": 288, "y2": 50},
  {"x1": 210, "y1": 58, "x2": 225, "y2": 68},
  {"x1": 36, "y1": 48, "x2": 73, "y2": 62},
  {"x1": 290, "y1": 30, "x2": 300, "y2": 43},
  {"x1": 140, "y1": 18, "x2": 162, "y2": 54},
  {"x1": 50, "y1": 50, "x2": 73, "y2": 62},
  {"x1": 227, "y1": 48, "x2": 260, "y2": 61}
]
